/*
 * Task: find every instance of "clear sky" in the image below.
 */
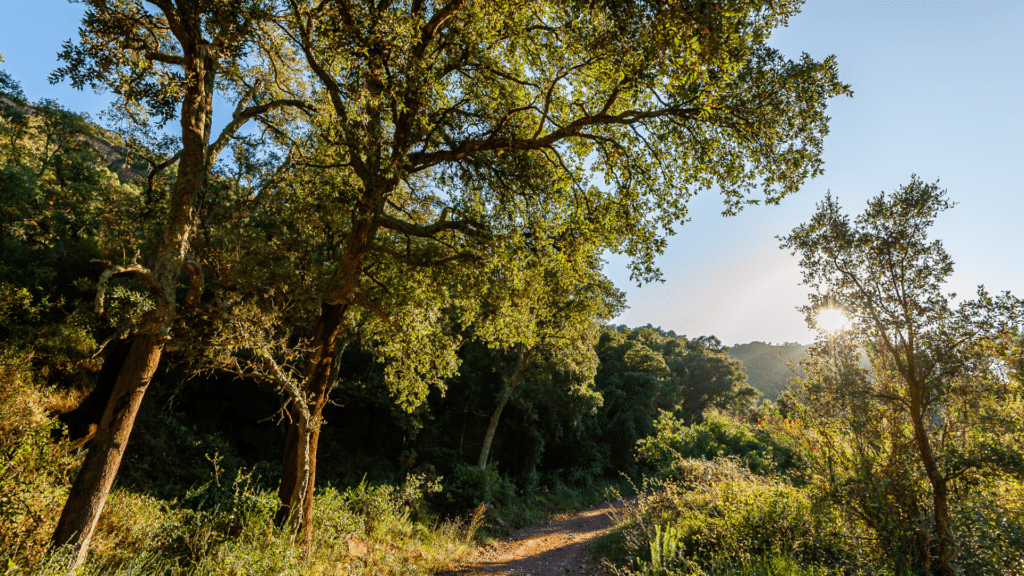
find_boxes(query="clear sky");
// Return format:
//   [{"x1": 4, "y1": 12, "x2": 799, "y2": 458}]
[
  {"x1": 2, "y1": 1, "x2": 1022, "y2": 346},
  {"x1": 608, "y1": 0, "x2": 1024, "y2": 345}
]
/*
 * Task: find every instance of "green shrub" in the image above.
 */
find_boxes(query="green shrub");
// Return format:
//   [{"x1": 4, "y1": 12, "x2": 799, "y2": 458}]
[
  {"x1": 0, "y1": 353, "x2": 75, "y2": 570},
  {"x1": 952, "y1": 483, "x2": 1024, "y2": 576},
  {"x1": 441, "y1": 463, "x2": 515, "y2": 512},
  {"x1": 637, "y1": 412, "x2": 801, "y2": 478},
  {"x1": 608, "y1": 458, "x2": 879, "y2": 575}
]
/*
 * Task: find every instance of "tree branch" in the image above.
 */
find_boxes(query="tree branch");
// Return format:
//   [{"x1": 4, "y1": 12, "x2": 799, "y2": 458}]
[
  {"x1": 91, "y1": 259, "x2": 163, "y2": 315},
  {"x1": 408, "y1": 105, "x2": 700, "y2": 170},
  {"x1": 379, "y1": 208, "x2": 490, "y2": 240}
]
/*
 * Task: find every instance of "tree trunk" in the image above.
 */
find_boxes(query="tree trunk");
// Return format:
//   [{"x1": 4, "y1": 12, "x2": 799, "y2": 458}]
[
  {"x1": 477, "y1": 349, "x2": 531, "y2": 469},
  {"x1": 51, "y1": 332, "x2": 164, "y2": 568},
  {"x1": 51, "y1": 17, "x2": 218, "y2": 567},
  {"x1": 274, "y1": 185, "x2": 386, "y2": 538},
  {"x1": 57, "y1": 335, "x2": 135, "y2": 443},
  {"x1": 276, "y1": 302, "x2": 345, "y2": 539},
  {"x1": 909, "y1": 381, "x2": 958, "y2": 576},
  {"x1": 478, "y1": 387, "x2": 512, "y2": 469}
]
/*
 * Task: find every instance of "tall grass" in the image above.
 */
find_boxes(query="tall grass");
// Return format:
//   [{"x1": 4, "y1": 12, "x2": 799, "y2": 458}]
[
  {"x1": 19, "y1": 474, "x2": 473, "y2": 575},
  {"x1": 595, "y1": 458, "x2": 886, "y2": 576}
]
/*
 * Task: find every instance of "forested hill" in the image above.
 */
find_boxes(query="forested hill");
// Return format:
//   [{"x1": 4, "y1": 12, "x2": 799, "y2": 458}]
[{"x1": 727, "y1": 341, "x2": 810, "y2": 401}]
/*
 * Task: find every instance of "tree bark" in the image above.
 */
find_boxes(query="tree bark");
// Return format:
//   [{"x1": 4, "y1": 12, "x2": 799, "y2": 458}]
[
  {"x1": 477, "y1": 348, "x2": 531, "y2": 469},
  {"x1": 274, "y1": 179, "x2": 387, "y2": 539},
  {"x1": 909, "y1": 380, "x2": 958, "y2": 576},
  {"x1": 275, "y1": 301, "x2": 345, "y2": 543},
  {"x1": 51, "y1": 332, "x2": 164, "y2": 568},
  {"x1": 57, "y1": 335, "x2": 135, "y2": 443},
  {"x1": 51, "y1": 8, "x2": 217, "y2": 566}
]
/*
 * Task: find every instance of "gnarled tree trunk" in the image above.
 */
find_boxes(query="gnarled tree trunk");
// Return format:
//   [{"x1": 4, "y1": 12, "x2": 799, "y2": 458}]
[
  {"x1": 275, "y1": 301, "x2": 346, "y2": 549},
  {"x1": 274, "y1": 186, "x2": 386, "y2": 543},
  {"x1": 51, "y1": 332, "x2": 166, "y2": 567},
  {"x1": 51, "y1": 22, "x2": 217, "y2": 569}
]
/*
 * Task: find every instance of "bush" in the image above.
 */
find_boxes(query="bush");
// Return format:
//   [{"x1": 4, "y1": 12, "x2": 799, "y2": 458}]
[
  {"x1": 637, "y1": 412, "x2": 801, "y2": 479},
  {"x1": 952, "y1": 480, "x2": 1024, "y2": 576},
  {"x1": 0, "y1": 353, "x2": 76, "y2": 570},
  {"x1": 604, "y1": 458, "x2": 880, "y2": 576},
  {"x1": 440, "y1": 463, "x2": 515, "y2": 512}
]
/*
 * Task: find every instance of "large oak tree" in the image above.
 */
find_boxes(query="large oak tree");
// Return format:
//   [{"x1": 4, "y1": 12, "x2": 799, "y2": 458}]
[{"x1": 256, "y1": 0, "x2": 849, "y2": 537}]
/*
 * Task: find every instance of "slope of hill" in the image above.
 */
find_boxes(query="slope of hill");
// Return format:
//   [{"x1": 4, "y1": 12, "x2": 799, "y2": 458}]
[{"x1": 727, "y1": 341, "x2": 810, "y2": 401}]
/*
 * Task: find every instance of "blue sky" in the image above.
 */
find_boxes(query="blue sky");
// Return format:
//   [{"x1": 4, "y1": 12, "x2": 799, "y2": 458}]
[
  {"x1": 609, "y1": 0, "x2": 1024, "y2": 345},
  {"x1": 2, "y1": 1, "x2": 1022, "y2": 346}
]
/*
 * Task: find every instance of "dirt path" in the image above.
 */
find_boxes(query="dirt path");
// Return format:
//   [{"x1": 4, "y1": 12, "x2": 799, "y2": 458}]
[{"x1": 439, "y1": 500, "x2": 626, "y2": 576}]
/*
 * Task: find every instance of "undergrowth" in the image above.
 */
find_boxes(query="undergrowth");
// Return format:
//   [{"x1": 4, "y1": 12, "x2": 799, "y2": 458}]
[{"x1": 1, "y1": 355, "x2": 628, "y2": 574}]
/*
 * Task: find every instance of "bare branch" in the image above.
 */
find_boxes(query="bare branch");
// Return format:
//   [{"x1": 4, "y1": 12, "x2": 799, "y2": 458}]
[{"x1": 91, "y1": 259, "x2": 163, "y2": 315}]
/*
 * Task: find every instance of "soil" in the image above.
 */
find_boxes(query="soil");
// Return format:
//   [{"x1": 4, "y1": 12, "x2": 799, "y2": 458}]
[{"x1": 439, "y1": 500, "x2": 627, "y2": 576}]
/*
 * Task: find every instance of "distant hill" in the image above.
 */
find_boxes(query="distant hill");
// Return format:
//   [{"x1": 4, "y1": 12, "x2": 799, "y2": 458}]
[{"x1": 727, "y1": 341, "x2": 810, "y2": 401}]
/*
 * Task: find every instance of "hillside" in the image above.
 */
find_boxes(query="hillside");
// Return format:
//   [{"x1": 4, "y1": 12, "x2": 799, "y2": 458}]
[{"x1": 727, "y1": 341, "x2": 810, "y2": 401}]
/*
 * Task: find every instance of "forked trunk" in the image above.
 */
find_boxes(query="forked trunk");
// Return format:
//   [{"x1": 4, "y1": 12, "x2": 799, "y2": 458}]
[{"x1": 51, "y1": 333, "x2": 164, "y2": 568}]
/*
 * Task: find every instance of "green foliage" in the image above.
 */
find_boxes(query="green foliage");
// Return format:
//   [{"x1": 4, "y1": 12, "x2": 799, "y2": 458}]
[
  {"x1": 665, "y1": 343, "x2": 760, "y2": 424},
  {"x1": 604, "y1": 458, "x2": 879, "y2": 576},
  {"x1": 18, "y1": 465, "x2": 464, "y2": 575},
  {"x1": 637, "y1": 552, "x2": 836, "y2": 576},
  {"x1": 952, "y1": 484, "x2": 1024, "y2": 575},
  {"x1": 0, "y1": 354, "x2": 76, "y2": 569},
  {"x1": 0, "y1": 0, "x2": 851, "y2": 565},
  {"x1": 440, "y1": 463, "x2": 516, "y2": 512},
  {"x1": 637, "y1": 412, "x2": 801, "y2": 478},
  {"x1": 779, "y1": 178, "x2": 1024, "y2": 573}
]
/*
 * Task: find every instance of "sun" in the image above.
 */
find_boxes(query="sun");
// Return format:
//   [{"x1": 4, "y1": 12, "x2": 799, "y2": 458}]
[{"x1": 816, "y1": 308, "x2": 851, "y2": 333}]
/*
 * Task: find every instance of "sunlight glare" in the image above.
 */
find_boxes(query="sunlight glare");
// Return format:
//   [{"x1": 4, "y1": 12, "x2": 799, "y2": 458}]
[{"x1": 816, "y1": 308, "x2": 851, "y2": 333}]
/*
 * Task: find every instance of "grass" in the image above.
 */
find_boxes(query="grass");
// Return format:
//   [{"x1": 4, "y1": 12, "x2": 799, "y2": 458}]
[{"x1": 590, "y1": 458, "x2": 885, "y2": 576}]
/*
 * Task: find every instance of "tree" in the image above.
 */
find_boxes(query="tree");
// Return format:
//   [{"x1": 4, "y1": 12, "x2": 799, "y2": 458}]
[
  {"x1": 588, "y1": 327, "x2": 674, "y2": 471},
  {"x1": 46, "y1": 1, "x2": 306, "y2": 566},
  {"x1": 257, "y1": 0, "x2": 848, "y2": 534},
  {"x1": 472, "y1": 247, "x2": 625, "y2": 468},
  {"x1": 780, "y1": 177, "x2": 1024, "y2": 576},
  {"x1": 666, "y1": 339, "x2": 759, "y2": 424}
]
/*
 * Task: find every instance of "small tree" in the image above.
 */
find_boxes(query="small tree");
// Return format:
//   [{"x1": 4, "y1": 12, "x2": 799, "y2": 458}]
[
  {"x1": 665, "y1": 338, "x2": 759, "y2": 424},
  {"x1": 780, "y1": 177, "x2": 1024, "y2": 575},
  {"x1": 472, "y1": 246, "x2": 625, "y2": 469}
]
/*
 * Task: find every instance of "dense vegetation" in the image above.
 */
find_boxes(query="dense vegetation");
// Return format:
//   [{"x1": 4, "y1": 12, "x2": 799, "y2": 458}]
[
  {"x1": 2, "y1": 1, "x2": 1021, "y2": 575},
  {"x1": 596, "y1": 181, "x2": 1024, "y2": 576},
  {"x1": 0, "y1": 76, "x2": 764, "y2": 571}
]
